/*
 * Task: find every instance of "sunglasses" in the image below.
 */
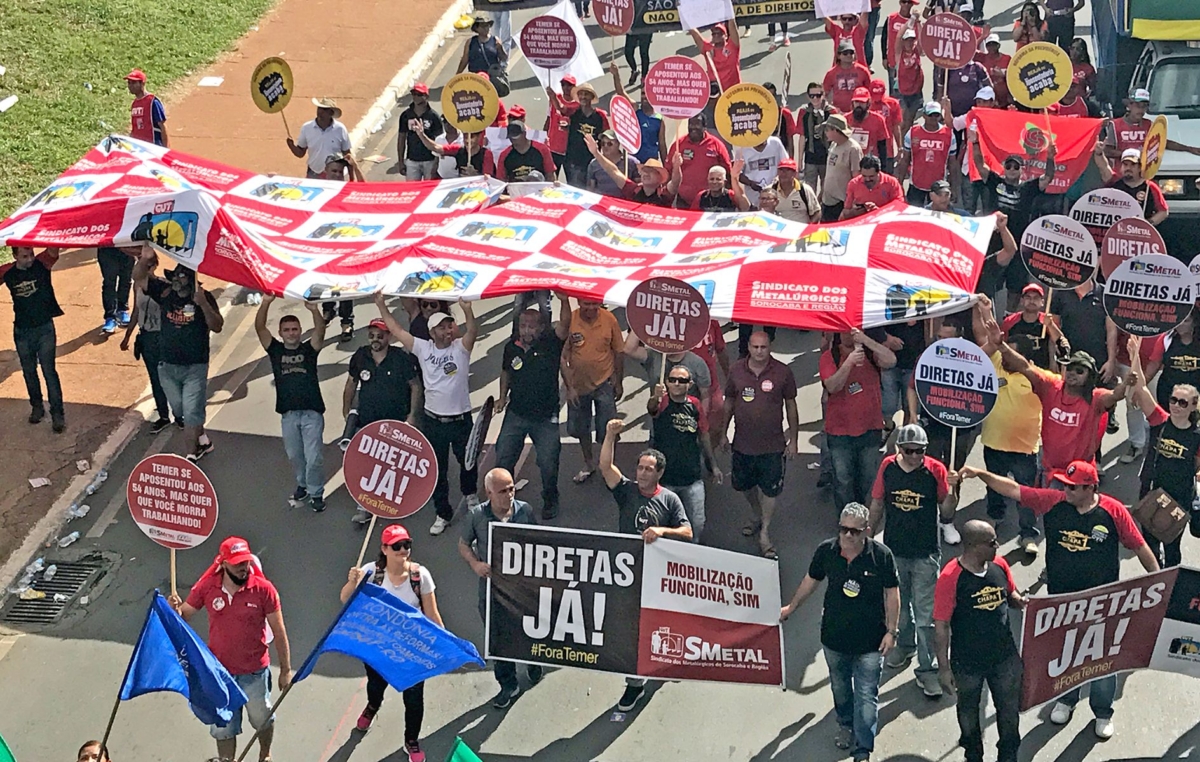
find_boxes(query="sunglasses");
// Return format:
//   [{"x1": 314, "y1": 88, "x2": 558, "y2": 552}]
[
  {"x1": 1170, "y1": 396, "x2": 1197, "y2": 407},
  {"x1": 808, "y1": 92, "x2": 825, "y2": 99},
  {"x1": 1064, "y1": 484, "x2": 1092, "y2": 492},
  {"x1": 900, "y1": 447, "x2": 926, "y2": 455},
  {"x1": 839, "y1": 525, "x2": 866, "y2": 536},
  {"x1": 667, "y1": 377, "x2": 690, "y2": 384},
  {"x1": 389, "y1": 540, "x2": 412, "y2": 551},
  {"x1": 419, "y1": 301, "x2": 440, "y2": 309},
  {"x1": 839, "y1": 51, "x2": 855, "y2": 56},
  {"x1": 1004, "y1": 162, "x2": 1022, "y2": 169}
]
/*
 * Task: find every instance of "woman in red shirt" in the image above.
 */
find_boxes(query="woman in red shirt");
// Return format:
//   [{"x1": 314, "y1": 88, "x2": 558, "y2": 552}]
[
  {"x1": 1012, "y1": 3, "x2": 1047, "y2": 48},
  {"x1": 1069, "y1": 38, "x2": 1097, "y2": 96}
]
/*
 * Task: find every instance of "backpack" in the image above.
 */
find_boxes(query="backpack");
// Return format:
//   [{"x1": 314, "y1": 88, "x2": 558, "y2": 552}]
[{"x1": 372, "y1": 562, "x2": 425, "y2": 614}]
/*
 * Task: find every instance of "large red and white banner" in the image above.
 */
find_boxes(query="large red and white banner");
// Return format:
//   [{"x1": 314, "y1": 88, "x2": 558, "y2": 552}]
[
  {"x1": 969, "y1": 109, "x2": 1104, "y2": 194},
  {"x1": 0, "y1": 136, "x2": 997, "y2": 331}
]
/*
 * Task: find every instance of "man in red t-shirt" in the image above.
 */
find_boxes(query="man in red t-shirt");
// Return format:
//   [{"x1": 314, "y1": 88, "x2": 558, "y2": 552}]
[
  {"x1": 841, "y1": 155, "x2": 903, "y2": 219},
  {"x1": 895, "y1": 29, "x2": 925, "y2": 127},
  {"x1": 689, "y1": 17, "x2": 741, "y2": 95},
  {"x1": 667, "y1": 114, "x2": 732, "y2": 208},
  {"x1": 868, "y1": 79, "x2": 903, "y2": 173},
  {"x1": 126, "y1": 69, "x2": 169, "y2": 147},
  {"x1": 974, "y1": 35, "x2": 1012, "y2": 108},
  {"x1": 820, "y1": 328, "x2": 897, "y2": 511},
  {"x1": 171, "y1": 537, "x2": 292, "y2": 762},
  {"x1": 847, "y1": 88, "x2": 890, "y2": 159},
  {"x1": 1049, "y1": 75, "x2": 1091, "y2": 118},
  {"x1": 825, "y1": 12, "x2": 868, "y2": 65},
  {"x1": 587, "y1": 135, "x2": 680, "y2": 207},
  {"x1": 545, "y1": 75, "x2": 577, "y2": 175},
  {"x1": 883, "y1": 0, "x2": 918, "y2": 93},
  {"x1": 897, "y1": 101, "x2": 957, "y2": 205},
  {"x1": 823, "y1": 41, "x2": 873, "y2": 114}
]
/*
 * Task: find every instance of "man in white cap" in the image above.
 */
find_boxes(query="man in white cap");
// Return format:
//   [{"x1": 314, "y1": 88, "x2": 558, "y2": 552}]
[
  {"x1": 1092, "y1": 144, "x2": 1169, "y2": 226},
  {"x1": 895, "y1": 28, "x2": 924, "y2": 128},
  {"x1": 897, "y1": 101, "x2": 957, "y2": 206},
  {"x1": 374, "y1": 294, "x2": 480, "y2": 535},
  {"x1": 287, "y1": 98, "x2": 351, "y2": 178},
  {"x1": 1103, "y1": 88, "x2": 1200, "y2": 162},
  {"x1": 881, "y1": 0, "x2": 918, "y2": 96},
  {"x1": 976, "y1": 34, "x2": 1011, "y2": 107}
]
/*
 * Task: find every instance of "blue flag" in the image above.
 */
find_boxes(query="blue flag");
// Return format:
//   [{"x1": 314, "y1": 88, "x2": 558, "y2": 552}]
[
  {"x1": 294, "y1": 582, "x2": 484, "y2": 691},
  {"x1": 118, "y1": 592, "x2": 248, "y2": 726}
]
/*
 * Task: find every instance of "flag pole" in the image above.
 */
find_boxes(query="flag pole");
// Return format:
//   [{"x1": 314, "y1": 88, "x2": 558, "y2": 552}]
[
  {"x1": 233, "y1": 683, "x2": 296, "y2": 762},
  {"x1": 170, "y1": 548, "x2": 177, "y2": 598},
  {"x1": 101, "y1": 591, "x2": 159, "y2": 751},
  {"x1": 98, "y1": 694, "x2": 122, "y2": 753},
  {"x1": 356, "y1": 515, "x2": 378, "y2": 568}
]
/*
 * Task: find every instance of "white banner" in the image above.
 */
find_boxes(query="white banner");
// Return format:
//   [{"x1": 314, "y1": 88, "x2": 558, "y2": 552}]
[
  {"x1": 815, "y1": 0, "x2": 870, "y2": 18},
  {"x1": 677, "y1": 0, "x2": 736, "y2": 31}
]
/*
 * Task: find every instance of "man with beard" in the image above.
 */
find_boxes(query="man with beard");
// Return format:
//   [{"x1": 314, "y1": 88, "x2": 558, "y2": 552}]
[
  {"x1": 841, "y1": 155, "x2": 903, "y2": 219},
  {"x1": 847, "y1": 88, "x2": 890, "y2": 160},
  {"x1": 824, "y1": 41, "x2": 873, "y2": 114},
  {"x1": 970, "y1": 124, "x2": 1056, "y2": 237},
  {"x1": 868, "y1": 80, "x2": 903, "y2": 173},
  {"x1": 170, "y1": 537, "x2": 292, "y2": 762},
  {"x1": 1093, "y1": 145, "x2": 1169, "y2": 226}
]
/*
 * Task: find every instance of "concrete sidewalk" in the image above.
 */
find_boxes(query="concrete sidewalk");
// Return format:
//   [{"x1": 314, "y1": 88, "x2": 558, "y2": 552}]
[{"x1": 0, "y1": 0, "x2": 469, "y2": 575}]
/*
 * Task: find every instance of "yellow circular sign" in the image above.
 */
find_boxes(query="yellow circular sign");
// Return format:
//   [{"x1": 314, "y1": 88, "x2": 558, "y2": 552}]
[
  {"x1": 441, "y1": 73, "x2": 500, "y2": 133},
  {"x1": 1006, "y1": 42, "x2": 1073, "y2": 110},
  {"x1": 1142, "y1": 115, "x2": 1169, "y2": 180},
  {"x1": 250, "y1": 57, "x2": 294, "y2": 114},
  {"x1": 714, "y1": 83, "x2": 780, "y2": 148}
]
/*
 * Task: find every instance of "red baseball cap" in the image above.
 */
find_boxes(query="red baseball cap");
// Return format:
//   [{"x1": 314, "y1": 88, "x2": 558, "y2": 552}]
[
  {"x1": 560, "y1": 75, "x2": 577, "y2": 85},
  {"x1": 1021, "y1": 282, "x2": 1045, "y2": 296},
  {"x1": 411, "y1": 82, "x2": 430, "y2": 95},
  {"x1": 508, "y1": 104, "x2": 528, "y2": 120},
  {"x1": 381, "y1": 524, "x2": 411, "y2": 545},
  {"x1": 712, "y1": 22, "x2": 727, "y2": 35},
  {"x1": 219, "y1": 537, "x2": 255, "y2": 565},
  {"x1": 778, "y1": 158, "x2": 798, "y2": 170},
  {"x1": 368, "y1": 318, "x2": 390, "y2": 332},
  {"x1": 852, "y1": 87, "x2": 871, "y2": 102},
  {"x1": 1054, "y1": 460, "x2": 1099, "y2": 486},
  {"x1": 869, "y1": 79, "x2": 886, "y2": 96},
  {"x1": 125, "y1": 69, "x2": 147, "y2": 82}
]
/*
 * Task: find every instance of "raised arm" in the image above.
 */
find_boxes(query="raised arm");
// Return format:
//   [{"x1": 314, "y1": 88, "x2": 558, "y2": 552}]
[
  {"x1": 306, "y1": 300, "x2": 327, "y2": 351},
  {"x1": 555, "y1": 293, "x2": 571, "y2": 341},
  {"x1": 666, "y1": 150, "x2": 683, "y2": 196},
  {"x1": 1093, "y1": 140, "x2": 1114, "y2": 184},
  {"x1": 1126, "y1": 335, "x2": 1158, "y2": 418},
  {"x1": 254, "y1": 294, "x2": 275, "y2": 351},
  {"x1": 599, "y1": 418, "x2": 625, "y2": 489},
  {"x1": 852, "y1": 327, "x2": 896, "y2": 369},
  {"x1": 1038, "y1": 141, "x2": 1057, "y2": 191},
  {"x1": 959, "y1": 466, "x2": 1022, "y2": 500},
  {"x1": 195, "y1": 284, "x2": 224, "y2": 333},
  {"x1": 373, "y1": 292, "x2": 415, "y2": 351},
  {"x1": 730, "y1": 159, "x2": 751, "y2": 211},
  {"x1": 460, "y1": 298, "x2": 478, "y2": 352},
  {"x1": 994, "y1": 212, "x2": 1017, "y2": 267},
  {"x1": 584, "y1": 133, "x2": 630, "y2": 187}
]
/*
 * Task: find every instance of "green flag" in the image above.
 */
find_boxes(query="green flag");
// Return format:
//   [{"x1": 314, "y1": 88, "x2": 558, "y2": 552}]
[
  {"x1": 443, "y1": 737, "x2": 482, "y2": 762},
  {"x1": 0, "y1": 733, "x2": 17, "y2": 762}
]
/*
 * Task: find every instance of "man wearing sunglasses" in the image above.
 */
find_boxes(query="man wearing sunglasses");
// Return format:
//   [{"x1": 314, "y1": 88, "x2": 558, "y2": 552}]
[
  {"x1": 781, "y1": 502, "x2": 900, "y2": 762},
  {"x1": 868, "y1": 424, "x2": 959, "y2": 698},
  {"x1": 796, "y1": 83, "x2": 835, "y2": 192},
  {"x1": 959, "y1": 461, "x2": 1159, "y2": 739},
  {"x1": 933, "y1": 520, "x2": 1025, "y2": 762}
]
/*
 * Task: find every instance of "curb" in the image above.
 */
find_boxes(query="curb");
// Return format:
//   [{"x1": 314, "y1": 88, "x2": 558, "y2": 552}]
[{"x1": 347, "y1": 0, "x2": 475, "y2": 151}]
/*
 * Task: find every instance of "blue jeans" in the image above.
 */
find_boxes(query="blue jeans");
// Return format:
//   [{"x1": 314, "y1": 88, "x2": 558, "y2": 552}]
[
  {"x1": 210, "y1": 667, "x2": 274, "y2": 739},
  {"x1": 1058, "y1": 675, "x2": 1117, "y2": 720},
  {"x1": 824, "y1": 647, "x2": 883, "y2": 758},
  {"x1": 281, "y1": 409, "x2": 325, "y2": 497},
  {"x1": 158, "y1": 362, "x2": 208, "y2": 427},
  {"x1": 894, "y1": 553, "x2": 940, "y2": 676},
  {"x1": 14, "y1": 321, "x2": 63, "y2": 416},
  {"x1": 665, "y1": 479, "x2": 705, "y2": 542},
  {"x1": 983, "y1": 446, "x2": 1039, "y2": 538},
  {"x1": 865, "y1": 7, "x2": 881, "y2": 67},
  {"x1": 495, "y1": 409, "x2": 561, "y2": 511},
  {"x1": 827, "y1": 431, "x2": 881, "y2": 510},
  {"x1": 881, "y1": 367, "x2": 912, "y2": 420}
]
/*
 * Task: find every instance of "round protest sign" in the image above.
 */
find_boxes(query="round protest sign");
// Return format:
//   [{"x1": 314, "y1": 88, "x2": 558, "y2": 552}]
[
  {"x1": 714, "y1": 83, "x2": 780, "y2": 148},
  {"x1": 519, "y1": 16, "x2": 578, "y2": 70},
  {"x1": 1069, "y1": 187, "x2": 1142, "y2": 248},
  {"x1": 343, "y1": 420, "x2": 438, "y2": 519},
  {"x1": 441, "y1": 73, "x2": 500, "y2": 132},
  {"x1": 627, "y1": 277, "x2": 710, "y2": 354},
  {"x1": 1020, "y1": 214, "x2": 1097, "y2": 289},
  {"x1": 1191, "y1": 253, "x2": 1200, "y2": 290},
  {"x1": 914, "y1": 338, "x2": 998, "y2": 428},
  {"x1": 250, "y1": 57, "x2": 294, "y2": 114},
  {"x1": 919, "y1": 13, "x2": 979, "y2": 69},
  {"x1": 1101, "y1": 217, "x2": 1167, "y2": 279},
  {"x1": 127, "y1": 454, "x2": 219, "y2": 550},
  {"x1": 593, "y1": 0, "x2": 634, "y2": 36},
  {"x1": 644, "y1": 56, "x2": 710, "y2": 119},
  {"x1": 609, "y1": 95, "x2": 642, "y2": 155},
  {"x1": 1103, "y1": 254, "x2": 1195, "y2": 337},
  {"x1": 1006, "y1": 42, "x2": 1072, "y2": 109},
  {"x1": 1142, "y1": 115, "x2": 1169, "y2": 180}
]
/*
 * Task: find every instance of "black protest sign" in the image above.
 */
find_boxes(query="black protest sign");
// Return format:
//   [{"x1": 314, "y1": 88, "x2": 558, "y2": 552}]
[{"x1": 487, "y1": 524, "x2": 643, "y2": 673}]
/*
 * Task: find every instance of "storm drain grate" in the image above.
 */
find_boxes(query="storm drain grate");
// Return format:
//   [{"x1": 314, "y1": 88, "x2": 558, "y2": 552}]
[{"x1": 3, "y1": 560, "x2": 103, "y2": 625}]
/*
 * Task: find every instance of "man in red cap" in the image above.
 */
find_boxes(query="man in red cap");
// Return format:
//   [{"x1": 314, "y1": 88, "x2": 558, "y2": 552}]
[
  {"x1": 397, "y1": 83, "x2": 443, "y2": 181},
  {"x1": 867, "y1": 79, "x2": 903, "y2": 174},
  {"x1": 1000, "y1": 282, "x2": 1066, "y2": 369},
  {"x1": 545, "y1": 75, "x2": 576, "y2": 177},
  {"x1": 125, "y1": 69, "x2": 169, "y2": 147},
  {"x1": 171, "y1": 537, "x2": 292, "y2": 762},
  {"x1": 770, "y1": 158, "x2": 821, "y2": 223},
  {"x1": 959, "y1": 461, "x2": 1158, "y2": 740},
  {"x1": 688, "y1": 17, "x2": 742, "y2": 96},
  {"x1": 846, "y1": 87, "x2": 889, "y2": 160}
]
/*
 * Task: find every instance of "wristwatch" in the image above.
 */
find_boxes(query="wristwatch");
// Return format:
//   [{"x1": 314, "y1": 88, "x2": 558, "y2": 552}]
[{"x1": 889, "y1": 629, "x2": 900, "y2": 637}]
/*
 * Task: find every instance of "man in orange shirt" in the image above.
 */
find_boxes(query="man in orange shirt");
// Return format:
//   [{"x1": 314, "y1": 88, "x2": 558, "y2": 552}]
[{"x1": 563, "y1": 297, "x2": 625, "y2": 485}]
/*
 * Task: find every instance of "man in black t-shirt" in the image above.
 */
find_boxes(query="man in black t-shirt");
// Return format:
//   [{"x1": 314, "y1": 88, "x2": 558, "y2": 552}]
[
  {"x1": 934, "y1": 520, "x2": 1025, "y2": 762},
  {"x1": 781, "y1": 502, "x2": 899, "y2": 761},
  {"x1": 1051, "y1": 281, "x2": 1109, "y2": 372},
  {"x1": 255, "y1": 295, "x2": 329, "y2": 511},
  {"x1": 3, "y1": 246, "x2": 66, "y2": 431},
  {"x1": 1093, "y1": 144, "x2": 1169, "y2": 225},
  {"x1": 495, "y1": 302, "x2": 569, "y2": 520},
  {"x1": 134, "y1": 251, "x2": 224, "y2": 461},
  {"x1": 397, "y1": 83, "x2": 442, "y2": 181},
  {"x1": 600, "y1": 417, "x2": 691, "y2": 713},
  {"x1": 691, "y1": 163, "x2": 750, "y2": 211},
  {"x1": 496, "y1": 121, "x2": 557, "y2": 183}
]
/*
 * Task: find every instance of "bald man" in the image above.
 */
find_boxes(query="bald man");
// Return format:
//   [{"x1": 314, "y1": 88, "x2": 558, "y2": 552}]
[
  {"x1": 458, "y1": 467, "x2": 542, "y2": 709},
  {"x1": 934, "y1": 520, "x2": 1025, "y2": 762},
  {"x1": 721, "y1": 331, "x2": 799, "y2": 559}
]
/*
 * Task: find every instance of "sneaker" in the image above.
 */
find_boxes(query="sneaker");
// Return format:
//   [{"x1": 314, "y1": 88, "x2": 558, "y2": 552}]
[
  {"x1": 352, "y1": 508, "x2": 372, "y2": 524},
  {"x1": 940, "y1": 521, "x2": 962, "y2": 545},
  {"x1": 1049, "y1": 701, "x2": 1073, "y2": 725},
  {"x1": 626, "y1": 71, "x2": 639, "y2": 88},
  {"x1": 1020, "y1": 536, "x2": 1040, "y2": 556},
  {"x1": 834, "y1": 726, "x2": 853, "y2": 749},
  {"x1": 117, "y1": 309, "x2": 132, "y2": 327},
  {"x1": 175, "y1": 418, "x2": 185, "y2": 429},
  {"x1": 404, "y1": 741, "x2": 426, "y2": 762},
  {"x1": 917, "y1": 671, "x2": 943, "y2": 698},
  {"x1": 28, "y1": 408, "x2": 45, "y2": 425},
  {"x1": 102, "y1": 318, "x2": 118, "y2": 334},
  {"x1": 429, "y1": 516, "x2": 450, "y2": 536},
  {"x1": 528, "y1": 665, "x2": 545, "y2": 686},
  {"x1": 310, "y1": 496, "x2": 326, "y2": 513},
  {"x1": 340, "y1": 323, "x2": 354, "y2": 343},
  {"x1": 1094, "y1": 717, "x2": 1114, "y2": 739},
  {"x1": 884, "y1": 649, "x2": 912, "y2": 670},
  {"x1": 541, "y1": 504, "x2": 560, "y2": 521},
  {"x1": 1106, "y1": 417, "x2": 1120, "y2": 434},
  {"x1": 1118, "y1": 445, "x2": 1143, "y2": 464},
  {"x1": 150, "y1": 417, "x2": 172, "y2": 433},
  {"x1": 782, "y1": 36, "x2": 791, "y2": 46},
  {"x1": 52, "y1": 415, "x2": 66, "y2": 434},
  {"x1": 187, "y1": 439, "x2": 215, "y2": 462},
  {"x1": 289, "y1": 486, "x2": 309, "y2": 507},
  {"x1": 616, "y1": 684, "x2": 646, "y2": 711},
  {"x1": 769, "y1": 35, "x2": 780, "y2": 52},
  {"x1": 492, "y1": 687, "x2": 520, "y2": 709},
  {"x1": 355, "y1": 705, "x2": 377, "y2": 731}
]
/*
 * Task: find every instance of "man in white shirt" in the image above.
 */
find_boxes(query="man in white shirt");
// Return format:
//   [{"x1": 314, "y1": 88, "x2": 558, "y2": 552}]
[
  {"x1": 286, "y1": 98, "x2": 352, "y2": 178},
  {"x1": 736, "y1": 135, "x2": 787, "y2": 207},
  {"x1": 374, "y1": 294, "x2": 479, "y2": 536}
]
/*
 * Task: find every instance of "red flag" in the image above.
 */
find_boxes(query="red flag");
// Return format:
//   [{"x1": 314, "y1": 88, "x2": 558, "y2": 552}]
[{"x1": 968, "y1": 109, "x2": 1103, "y2": 194}]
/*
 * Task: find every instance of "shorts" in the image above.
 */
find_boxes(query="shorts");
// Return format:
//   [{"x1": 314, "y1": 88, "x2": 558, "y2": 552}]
[
  {"x1": 905, "y1": 185, "x2": 930, "y2": 207},
  {"x1": 731, "y1": 450, "x2": 785, "y2": 497},
  {"x1": 210, "y1": 667, "x2": 274, "y2": 740},
  {"x1": 566, "y1": 379, "x2": 617, "y2": 443},
  {"x1": 158, "y1": 362, "x2": 208, "y2": 427},
  {"x1": 899, "y1": 92, "x2": 924, "y2": 111}
]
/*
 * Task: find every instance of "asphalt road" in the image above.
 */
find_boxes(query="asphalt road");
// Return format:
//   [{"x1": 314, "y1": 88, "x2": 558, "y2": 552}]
[{"x1": 4, "y1": 2, "x2": 1200, "y2": 761}]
